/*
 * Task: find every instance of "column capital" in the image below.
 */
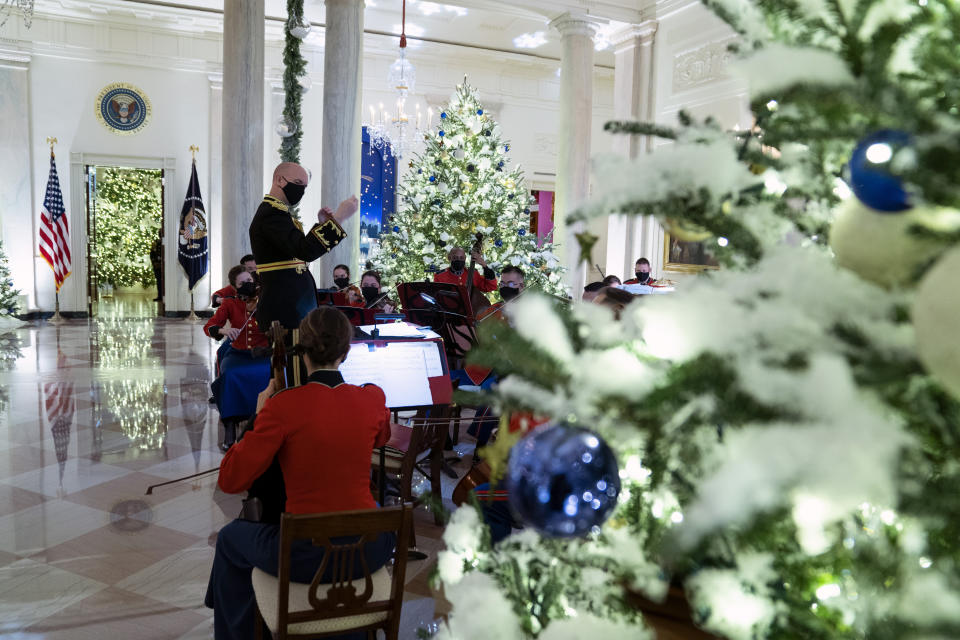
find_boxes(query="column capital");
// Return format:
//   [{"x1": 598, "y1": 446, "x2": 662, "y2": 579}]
[
  {"x1": 610, "y1": 20, "x2": 658, "y2": 51},
  {"x1": 549, "y1": 12, "x2": 603, "y2": 39}
]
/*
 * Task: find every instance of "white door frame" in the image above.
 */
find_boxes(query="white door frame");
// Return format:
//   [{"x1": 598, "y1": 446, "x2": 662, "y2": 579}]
[{"x1": 68, "y1": 152, "x2": 177, "y2": 316}]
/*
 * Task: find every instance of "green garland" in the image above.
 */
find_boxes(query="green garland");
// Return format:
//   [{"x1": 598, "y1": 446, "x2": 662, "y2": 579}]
[{"x1": 279, "y1": 0, "x2": 306, "y2": 164}]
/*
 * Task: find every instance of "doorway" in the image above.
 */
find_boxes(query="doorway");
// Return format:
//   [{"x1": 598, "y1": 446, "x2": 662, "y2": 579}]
[{"x1": 85, "y1": 166, "x2": 165, "y2": 318}]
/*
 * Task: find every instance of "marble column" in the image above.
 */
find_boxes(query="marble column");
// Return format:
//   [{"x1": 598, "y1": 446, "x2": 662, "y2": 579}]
[
  {"x1": 0, "y1": 53, "x2": 35, "y2": 312},
  {"x1": 222, "y1": 0, "x2": 264, "y2": 260},
  {"x1": 208, "y1": 73, "x2": 224, "y2": 298},
  {"x1": 550, "y1": 13, "x2": 597, "y2": 298},
  {"x1": 608, "y1": 22, "x2": 662, "y2": 279},
  {"x1": 319, "y1": 0, "x2": 364, "y2": 288}
]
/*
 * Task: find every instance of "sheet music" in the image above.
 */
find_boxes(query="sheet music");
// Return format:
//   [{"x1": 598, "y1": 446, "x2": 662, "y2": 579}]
[
  {"x1": 340, "y1": 341, "x2": 445, "y2": 407},
  {"x1": 357, "y1": 322, "x2": 425, "y2": 338}
]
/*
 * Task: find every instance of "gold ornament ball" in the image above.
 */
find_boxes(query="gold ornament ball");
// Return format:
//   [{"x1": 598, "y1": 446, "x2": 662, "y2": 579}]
[
  {"x1": 829, "y1": 199, "x2": 947, "y2": 288},
  {"x1": 664, "y1": 217, "x2": 711, "y2": 242},
  {"x1": 460, "y1": 222, "x2": 470, "y2": 230},
  {"x1": 913, "y1": 245, "x2": 960, "y2": 400},
  {"x1": 478, "y1": 219, "x2": 487, "y2": 226}
]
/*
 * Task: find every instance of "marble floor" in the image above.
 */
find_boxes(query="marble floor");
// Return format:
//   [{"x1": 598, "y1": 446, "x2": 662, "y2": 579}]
[{"x1": 0, "y1": 317, "x2": 471, "y2": 639}]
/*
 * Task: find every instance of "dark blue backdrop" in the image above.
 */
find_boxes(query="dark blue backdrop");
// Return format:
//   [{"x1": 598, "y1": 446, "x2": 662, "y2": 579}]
[{"x1": 360, "y1": 127, "x2": 397, "y2": 265}]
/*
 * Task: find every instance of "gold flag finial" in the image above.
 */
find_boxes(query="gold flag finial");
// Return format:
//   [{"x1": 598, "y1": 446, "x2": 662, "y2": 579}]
[
  {"x1": 46, "y1": 137, "x2": 57, "y2": 156},
  {"x1": 189, "y1": 144, "x2": 199, "y2": 161}
]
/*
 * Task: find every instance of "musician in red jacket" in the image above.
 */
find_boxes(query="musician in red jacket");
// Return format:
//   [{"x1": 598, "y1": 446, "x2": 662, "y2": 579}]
[
  {"x1": 204, "y1": 267, "x2": 270, "y2": 449},
  {"x1": 205, "y1": 307, "x2": 394, "y2": 640},
  {"x1": 434, "y1": 246, "x2": 498, "y2": 292}
]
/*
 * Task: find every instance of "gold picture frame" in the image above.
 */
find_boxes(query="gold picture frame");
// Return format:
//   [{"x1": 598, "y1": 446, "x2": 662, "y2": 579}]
[{"x1": 663, "y1": 232, "x2": 720, "y2": 273}]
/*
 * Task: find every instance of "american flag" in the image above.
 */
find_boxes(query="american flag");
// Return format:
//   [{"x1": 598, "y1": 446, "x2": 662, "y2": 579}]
[
  {"x1": 38, "y1": 153, "x2": 71, "y2": 292},
  {"x1": 45, "y1": 350, "x2": 76, "y2": 485}
]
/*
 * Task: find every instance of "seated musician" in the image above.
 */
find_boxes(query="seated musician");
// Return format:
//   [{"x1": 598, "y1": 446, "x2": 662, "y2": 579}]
[
  {"x1": 478, "y1": 265, "x2": 524, "y2": 322},
  {"x1": 204, "y1": 268, "x2": 270, "y2": 448},
  {"x1": 602, "y1": 274, "x2": 622, "y2": 287},
  {"x1": 623, "y1": 257, "x2": 657, "y2": 285},
  {"x1": 205, "y1": 307, "x2": 395, "y2": 640},
  {"x1": 434, "y1": 246, "x2": 498, "y2": 292},
  {"x1": 359, "y1": 270, "x2": 397, "y2": 313},
  {"x1": 332, "y1": 263, "x2": 351, "y2": 290},
  {"x1": 211, "y1": 255, "x2": 258, "y2": 308}
]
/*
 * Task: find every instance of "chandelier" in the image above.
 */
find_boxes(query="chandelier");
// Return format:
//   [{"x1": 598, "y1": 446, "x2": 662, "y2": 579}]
[
  {"x1": 367, "y1": 0, "x2": 429, "y2": 159},
  {"x1": 1, "y1": 0, "x2": 34, "y2": 28}
]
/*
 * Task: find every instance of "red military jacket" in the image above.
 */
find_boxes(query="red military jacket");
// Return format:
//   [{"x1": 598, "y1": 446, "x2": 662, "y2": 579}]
[
  {"x1": 434, "y1": 268, "x2": 498, "y2": 293},
  {"x1": 623, "y1": 276, "x2": 657, "y2": 286},
  {"x1": 211, "y1": 284, "x2": 236, "y2": 308},
  {"x1": 203, "y1": 297, "x2": 268, "y2": 350},
  {"x1": 218, "y1": 372, "x2": 391, "y2": 514}
]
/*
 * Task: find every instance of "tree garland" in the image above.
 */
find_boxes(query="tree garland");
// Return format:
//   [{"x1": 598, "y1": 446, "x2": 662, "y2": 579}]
[{"x1": 279, "y1": 0, "x2": 306, "y2": 164}]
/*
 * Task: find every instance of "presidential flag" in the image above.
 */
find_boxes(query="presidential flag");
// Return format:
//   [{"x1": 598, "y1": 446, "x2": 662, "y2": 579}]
[
  {"x1": 38, "y1": 153, "x2": 71, "y2": 292},
  {"x1": 178, "y1": 160, "x2": 208, "y2": 291}
]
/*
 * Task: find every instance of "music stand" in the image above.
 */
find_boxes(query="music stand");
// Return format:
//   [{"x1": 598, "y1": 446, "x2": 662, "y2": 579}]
[{"x1": 397, "y1": 282, "x2": 476, "y2": 369}]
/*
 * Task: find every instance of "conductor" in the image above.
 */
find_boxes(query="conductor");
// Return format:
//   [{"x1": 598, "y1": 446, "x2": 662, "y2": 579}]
[{"x1": 250, "y1": 162, "x2": 358, "y2": 330}]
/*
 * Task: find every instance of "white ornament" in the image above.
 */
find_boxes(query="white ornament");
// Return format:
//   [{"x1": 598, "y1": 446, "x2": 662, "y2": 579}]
[
  {"x1": 275, "y1": 116, "x2": 297, "y2": 138},
  {"x1": 829, "y1": 199, "x2": 945, "y2": 287},
  {"x1": 913, "y1": 245, "x2": 960, "y2": 400},
  {"x1": 288, "y1": 18, "x2": 311, "y2": 39},
  {"x1": 297, "y1": 75, "x2": 312, "y2": 93}
]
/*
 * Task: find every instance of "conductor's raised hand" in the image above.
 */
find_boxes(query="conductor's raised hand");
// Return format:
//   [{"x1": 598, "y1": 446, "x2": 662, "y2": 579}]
[
  {"x1": 317, "y1": 206, "x2": 335, "y2": 225},
  {"x1": 333, "y1": 196, "x2": 359, "y2": 225},
  {"x1": 256, "y1": 378, "x2": 278, "y2": 414}
]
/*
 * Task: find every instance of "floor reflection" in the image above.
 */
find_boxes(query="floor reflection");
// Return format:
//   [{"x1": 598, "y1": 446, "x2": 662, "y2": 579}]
[{"x1": 0, "y1": 317, "x2": 446, "y2": 639}]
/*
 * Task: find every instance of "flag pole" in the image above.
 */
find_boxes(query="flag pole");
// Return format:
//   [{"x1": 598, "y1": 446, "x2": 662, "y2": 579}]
[
  {"x1": 185, "y1": 145, "x2": 201, "y2": 322},
  {"x1": 48, "y1": 137, "x2": 65, "y2": 324}
]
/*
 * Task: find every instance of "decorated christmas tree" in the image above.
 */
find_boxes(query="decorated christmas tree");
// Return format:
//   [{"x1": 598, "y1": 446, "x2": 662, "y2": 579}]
[
  {"x1": 0, "y1": 240, "x2": 20, "y2": 317},
  {"x1": 436, "y1": 2, "x2": 960, "y2": 640},
  {"x1": 375, "y1": 82, "x2": 566, "y2": 296},
  {"x1": 95, "y1": 167, "x2": 163, "y2": 289}
]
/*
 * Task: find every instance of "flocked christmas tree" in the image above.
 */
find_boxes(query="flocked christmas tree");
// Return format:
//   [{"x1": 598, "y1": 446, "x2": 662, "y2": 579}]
[
  {"x1": 0, "y1": 240, "x2": 20, "y2": 317},
  {"x1": 375, "y1": 82, "x2": 566, "y2": 296},
  {"x1": 434, "y1": 2, "x2": 960, "y2": 640}
]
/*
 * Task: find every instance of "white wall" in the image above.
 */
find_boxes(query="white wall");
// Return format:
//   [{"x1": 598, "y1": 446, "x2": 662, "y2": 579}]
[{"x1": 0, "y1": 4, "x2": 615, "y2": 314}]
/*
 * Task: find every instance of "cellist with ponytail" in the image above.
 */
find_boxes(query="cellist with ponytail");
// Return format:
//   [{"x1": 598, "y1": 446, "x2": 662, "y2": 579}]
[{"x1": 204, "y1": 306, "x2": 394, "y2": 640}]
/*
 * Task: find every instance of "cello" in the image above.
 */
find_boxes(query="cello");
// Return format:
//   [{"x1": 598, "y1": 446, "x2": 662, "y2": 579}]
[{"x1": 465, "y1": 232, "x2": 492, "y2": 320}]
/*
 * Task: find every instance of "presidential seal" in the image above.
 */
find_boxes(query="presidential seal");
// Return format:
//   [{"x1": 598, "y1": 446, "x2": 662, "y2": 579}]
[{"x1": 96, "y1": 82, "x2": 151, "y2": 135}]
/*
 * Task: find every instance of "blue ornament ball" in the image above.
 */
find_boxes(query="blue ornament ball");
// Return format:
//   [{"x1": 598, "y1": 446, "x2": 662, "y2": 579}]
[
  {"x1": 440, "y1": 112, "x2": 447, "y2": 119},
  {"x1": 429, "y1": 175, "x2": 437, "y2": 182},
  {"x1": 477, "y1": 109, "x2": 484, "y2": 115},
  {"x1": 392, "y1": 226, "x2": 400, "y2": 233},
  {"x1": 433, "y1": 199, "x2": 442, "y2": 206},
  {"x1": 494, "y1": 239, "x2": 503, "y2": 247},
  {"x1": 507, "y1": 425, "x2": 620, "y2": 538},
  {"x1": 439, "y1": 130, "x2": 445, "y2": 138},
  {"x1": 417, "y1": 169, "x2": 422, "y2": 174},
  {"x1": 848, "y1": 130, "x2": 913, "y2": 212},
  {"x1": 518, "y1": 228, "x2": 526, "y2": 236},
  {"x1": 505, "y1": 145, "x2": 510, "y2": 152}
]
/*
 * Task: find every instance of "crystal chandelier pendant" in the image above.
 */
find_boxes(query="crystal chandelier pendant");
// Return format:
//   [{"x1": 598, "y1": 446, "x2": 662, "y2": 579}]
[{"x1": 388, "y1": 49, "x2": 416, "y2": 97}]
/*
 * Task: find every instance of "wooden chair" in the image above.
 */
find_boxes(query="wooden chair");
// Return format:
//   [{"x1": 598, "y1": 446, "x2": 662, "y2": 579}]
[{"x1": 251, "y1": 505, "x2": 413, "y2": 640}]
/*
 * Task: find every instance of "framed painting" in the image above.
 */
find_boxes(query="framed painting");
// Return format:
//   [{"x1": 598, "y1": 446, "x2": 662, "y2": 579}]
[{"x1": 663, "y1": 233, "x2": 720, "y2": 273}]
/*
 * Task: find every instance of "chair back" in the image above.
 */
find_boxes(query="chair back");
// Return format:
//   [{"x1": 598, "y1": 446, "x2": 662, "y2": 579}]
[{"x1": 274, "y1": 505, "x2": 413, "y2": 637}]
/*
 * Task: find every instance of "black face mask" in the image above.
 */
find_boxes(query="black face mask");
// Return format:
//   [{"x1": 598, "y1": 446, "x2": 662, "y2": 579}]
[
  {"x1": 636, "y1": 272, "x2": 650, "y2": 283},
  {"x1": 361, "y1": 286, "x2": 380, "y2": 304},
  {"x1": 500, "y1": 286, "x2": 520, "y2": 301},
  {"x1": 451, "y1": 259, "x2": 466, "y2": 272},
  {"x1": 237, "y1": 281, "x2": 258, "y2": 299},
  {"x1": 333, "y1": 277, "x2": 350, "y2": 289},
  {"x1": 281, "y1": 180, "x2": 306, "y2": 206}
]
